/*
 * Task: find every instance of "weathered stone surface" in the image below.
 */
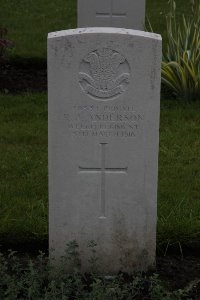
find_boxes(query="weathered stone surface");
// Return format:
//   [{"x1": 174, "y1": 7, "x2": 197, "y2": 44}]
[
  {"x1": 78, "y1": 0, "x2": 146, "y2": 30},
  {"x1": 48, "y1": 28, "x2": 162, "y2": 274}
]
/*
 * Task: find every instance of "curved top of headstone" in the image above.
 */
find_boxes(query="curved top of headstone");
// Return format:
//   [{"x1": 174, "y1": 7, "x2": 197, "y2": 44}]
[{"x1": 48, "y1": 27, "x2": 161, "y2": 42}]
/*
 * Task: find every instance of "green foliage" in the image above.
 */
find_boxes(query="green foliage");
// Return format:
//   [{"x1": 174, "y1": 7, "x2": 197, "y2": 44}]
[
  {"x1": 0, "y1": 0, "x2": 77, "y2": 60},
  {"x1": 0, "y1": 93, "x2": 48, "y2": 246},
  {"x1": 162, "y1": 0, "x2": 200, "y2": 101},
  {"x1": 149, "y1": 274, "x2": 200, "y2": 300},
  {"x1": 0, "y1": 27, "x2": 13, "y2": 64},
  {"x1": 157, "y1": 100, "x2": 200, "y2": 252},
  {"x1": 0, "y1": 249, "x2": 199, "y2": 299},
  {"x1": 61, "y1": 240, "x2": 82, "y2": 272}
]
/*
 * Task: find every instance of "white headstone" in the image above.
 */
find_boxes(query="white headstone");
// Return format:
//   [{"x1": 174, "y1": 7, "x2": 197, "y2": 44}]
[
  {"x1": 78, "y1": 0, "x2": 146, "y2": 30},
  {"x1": 48, "y1": 28, "x2": 162, "y2": 274}
]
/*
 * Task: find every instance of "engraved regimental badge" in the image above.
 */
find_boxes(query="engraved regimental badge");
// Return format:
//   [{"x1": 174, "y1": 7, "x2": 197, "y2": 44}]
[{"x1": 79, "y1": 48, "x2": 130, "y2": 100}]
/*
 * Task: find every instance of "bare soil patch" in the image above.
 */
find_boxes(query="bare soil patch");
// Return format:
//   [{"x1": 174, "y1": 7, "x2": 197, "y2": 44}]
[
  {"x1": 0, "y1": 60, "x2": 47, "y2": 94},
  {"x1": 157, "y1": 256, "x2": 200, "y2": 290}
]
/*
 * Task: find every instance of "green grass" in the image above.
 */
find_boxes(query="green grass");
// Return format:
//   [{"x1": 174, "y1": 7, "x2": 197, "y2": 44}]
[
  {"x1": 0, "y1": 94, "x2": 48, "y2": 245},
  {"x1": 0, "y1": 0, "x2": 194, "y2": 60},
  {"x1": 0, "y1": 0, "x2": 77, "y2": 60},
  {"x1": 0, "y1": 94, "x2": 199, "y2": 250},
  {"x1": 158, "y1": 100, "x2": 200, "y2": 252},
  {"x1": 146, "y1": 0, "x2": 193, "y2": 41}
]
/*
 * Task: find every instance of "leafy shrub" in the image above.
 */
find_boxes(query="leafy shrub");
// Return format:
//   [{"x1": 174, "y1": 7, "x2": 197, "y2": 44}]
[
  {"x1": 162, "y1": 0, "x2": 200, "y2": 101},
  {"x1": 0, "y1": 247, "x2": 199, "y2": 299},
  {"x1": 0, "y1": 27, "x2": 13, "y2": 64}
]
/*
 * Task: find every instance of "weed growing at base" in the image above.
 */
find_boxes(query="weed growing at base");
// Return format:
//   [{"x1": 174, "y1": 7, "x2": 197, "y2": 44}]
[{"x1": 0, "y1": 245, "x2": 199, "y2": 300}]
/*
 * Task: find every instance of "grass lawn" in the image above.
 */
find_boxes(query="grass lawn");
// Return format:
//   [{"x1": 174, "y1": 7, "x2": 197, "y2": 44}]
[
  {"x1": 158, "y1": 101, "x2": 200, "y2": 252},
  {"x1": 0, "y1": 94, "x2": 199, "y2": 251},
  {"x1": 0, "y1": 94, "x2": 48, "y2": 246},
  {"x1": 0, "y1": 0, "x2": 195, "y2": 60}
]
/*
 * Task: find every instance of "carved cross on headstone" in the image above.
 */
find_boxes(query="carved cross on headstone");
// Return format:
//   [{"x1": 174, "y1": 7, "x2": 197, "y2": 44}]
[
  {"x1": 96, "y1": 0, "x2": 127, "y2": 27},
  {"x1": 79, "y1": 143, "x2": 128, "y2": 219}
]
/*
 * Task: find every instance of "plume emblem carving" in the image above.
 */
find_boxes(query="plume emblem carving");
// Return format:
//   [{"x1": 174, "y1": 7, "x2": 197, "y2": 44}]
[{"x1": 79, "y1": 48, "x2": 130, "y2": 100}]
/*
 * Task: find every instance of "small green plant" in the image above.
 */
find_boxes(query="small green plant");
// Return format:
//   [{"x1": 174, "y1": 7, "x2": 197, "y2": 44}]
[
  {"x1": 87, "y1": 240, "x2": 99, "y2": 274},
  {"x1": 162, "y1": 0, "x2": 200, "y2": 101},
  {"x1": 0, "y1": 249, "x2": 200, "y2": 299},
  {"x1": 0, "y1": 27, "x2": 13, "y2": 64},
  {"x1": 62, "y1": 240, "x2": 82, "y2": 272}
]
